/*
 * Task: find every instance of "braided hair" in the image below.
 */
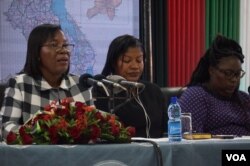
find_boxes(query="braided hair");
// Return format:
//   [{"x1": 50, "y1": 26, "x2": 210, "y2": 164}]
[{"x1": 188, "y1": 35, "x2": 244, "y2": 86}]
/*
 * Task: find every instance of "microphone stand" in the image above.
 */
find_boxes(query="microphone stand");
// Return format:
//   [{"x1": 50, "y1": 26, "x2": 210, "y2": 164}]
[
  {"x1": 108, "y1": 86, "x2": 133, "y2": 114},
  {"x1": 112, "y1": 87, "x2": 141, "y2": 113},
  {"x1": 92, "y1": 85, "x2": 128, "y2": 114},
  {"x1": 108, "y1": 88, "x2": 115, "y2": 114},
  {"x1": 93, "y1": 84, "x2": 143, "y2": 114}
]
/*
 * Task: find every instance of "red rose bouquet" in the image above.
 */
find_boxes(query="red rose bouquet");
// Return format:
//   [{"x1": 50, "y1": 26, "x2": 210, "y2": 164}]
[{"x1": 6, "y1": 98, "x2": 136, "y2": 145}]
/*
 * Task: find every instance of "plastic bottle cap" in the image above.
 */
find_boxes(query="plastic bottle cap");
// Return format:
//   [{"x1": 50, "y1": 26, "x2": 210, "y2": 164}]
[{"x1": 170, "y1": 96, "x2": 177, "y2": 103}]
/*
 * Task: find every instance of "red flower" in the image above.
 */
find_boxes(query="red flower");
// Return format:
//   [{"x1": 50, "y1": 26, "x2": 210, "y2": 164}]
[
  {"x1": 21, "y1": 134, "x2": 33, "y2": 145},
  {"x1": 48, "y1": 126, "x2": 59, "y2": 144},
  {"x1": 127, "y1": 127, "x2": 136, "y2": 137},
  {"x1": 35, "y1": 114, "x2": 53, "y2": 122},
  {"x1": 108, "y1": 115, "x2": 116, "y2": 125},
  {"x1": 111, "y1": 125, "x2": 120, "y2": 136},
  {"x1": 76, "y1": 114, "x2": 87, "y2": 130},
  {"x1": 55, "y1": 108, "x2": 70, "y2": 117},
  {"x1": 90, "y1": 125, "x2": 101, "y2": 141},
  {"x1": 6, "y1": 99, "x2": 136, "y2": 144},
  {"x1": 55, "y1": 118, "x2": 68, "y2": 131},
  {"x1": 75, "y1": 101, "x2": 86, "y2": 108},
  {"x1": 19, "y1": 126, "x2": 27, "y2": 137},
  {"x1": 69, "y1": 126, "x2": 81, "y2": 140},
  {"x1": 84, "y1": 105, "x2": 94, "y2": 112},
  {"x1": 44, "y1": 104, "x2": 52, "y2": 112},
  {"x1": 75, "y1": 108, "x2": 85, "y2": 119},
  {"x1": 95, "y1": 112, "x2": 105, "y2": 122},
  {"x1": 6, "y1": 131, "x2": 17, "y2": 144}
]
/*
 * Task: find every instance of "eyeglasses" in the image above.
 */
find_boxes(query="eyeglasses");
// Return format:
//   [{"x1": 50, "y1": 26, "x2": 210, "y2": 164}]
[
  {"x1": 215, "y1": 67, "x2": 245, "y2": 79},
  {"x1": 42, "y1": 43, "x2": 74, "y2": 52}
]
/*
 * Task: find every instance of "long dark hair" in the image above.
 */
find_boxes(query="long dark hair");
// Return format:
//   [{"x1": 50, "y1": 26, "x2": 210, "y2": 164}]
[
  {"x1": 101, "y1": 34, "x2": 146, "y2": 76},
  {"x1": 188, "y1": 35, "x2": 244, "y2": 86},
  {"x1": 22, "y1": 23, "x2": 69, "y2": 78}
]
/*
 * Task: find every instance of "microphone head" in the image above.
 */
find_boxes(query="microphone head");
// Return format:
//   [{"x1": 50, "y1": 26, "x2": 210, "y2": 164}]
[
  {"x1": 105, "y1": 75, "x2": 127, "y2": 94},
  {"x1": 79, "y1": 73, "x2": 93, "y2": 88},
  {"x1": 107, "y1": 75, "x2": 145, "y2": 88},
  {"x1": 106, "y1": 75, "x2": 125, "y2": 82},
  {"x1": 94, "y1": 74, "x2": 106, "y2": 81}
]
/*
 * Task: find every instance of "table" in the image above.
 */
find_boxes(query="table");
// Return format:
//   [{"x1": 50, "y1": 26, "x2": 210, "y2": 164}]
[
  {"x1": 0, "y1": 142, "x2": 158, "y2": 166},
  {"x1": 158, "y1": 138, "x2": 250, "y2": 166},
  {"x1": 1, "y1": 138, "x2": 250, "y2": 166}
]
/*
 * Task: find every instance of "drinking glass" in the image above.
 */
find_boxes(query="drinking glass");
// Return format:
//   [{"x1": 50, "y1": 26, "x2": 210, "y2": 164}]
[{"x1": 181, "y1": 112, "x2": 192, "y2": 139}]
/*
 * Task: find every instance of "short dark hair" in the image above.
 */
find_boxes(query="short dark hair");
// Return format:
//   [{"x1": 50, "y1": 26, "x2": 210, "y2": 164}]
[
  {"x1": 22, "y1": 23, "x2": 69, "y2": 78},
  {"x1": 101, "y1": 34, "x2": 146, "y2": 76},
  {"x1": 188, "y1": 35, "x2": 244, "y2": 86}
]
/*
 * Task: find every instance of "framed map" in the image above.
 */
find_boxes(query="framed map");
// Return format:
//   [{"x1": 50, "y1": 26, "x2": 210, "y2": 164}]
[{"x1": 0, "y1": 0, "x2": 140, "y2": 82}]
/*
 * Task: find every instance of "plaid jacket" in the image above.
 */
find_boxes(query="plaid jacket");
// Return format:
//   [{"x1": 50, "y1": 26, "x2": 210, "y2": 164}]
[{"x1": 0, "y1": 73, "x2": 92, "y2": 139}]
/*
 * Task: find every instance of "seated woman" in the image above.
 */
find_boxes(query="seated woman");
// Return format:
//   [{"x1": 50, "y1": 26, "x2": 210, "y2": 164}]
[
  {"x1": 0, "y1": 24, "x2": 92, "y2": 140},
  {"x1": 94, "y1": 34, "x2": 166, "y2": 138},
  {"x1": 179, "y1": 35, "x2": 250, "y2": 136}
]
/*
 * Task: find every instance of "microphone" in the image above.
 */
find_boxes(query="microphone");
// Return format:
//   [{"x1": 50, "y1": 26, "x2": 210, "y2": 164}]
[
  {"x1": 79, "y1": 73, "x2": 104, "y2": 88},
  {"x1": 79, "y1": 73, "x2": 110, "y2": 97},
  {"x1": 106, "y1": 75, "x2": 145, "y2": 89},
  {"x1": 94, "y1": 74, "x2": 127, "y2": 93},
  {"x1": 248, "y1": 86, "x2": 250, "y2": 94}
]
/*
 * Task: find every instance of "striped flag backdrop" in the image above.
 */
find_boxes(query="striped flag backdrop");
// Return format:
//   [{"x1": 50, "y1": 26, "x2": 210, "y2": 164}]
[
  {"x1": 239, "y1": 0, "x2": 250, "y2": 92},
  {"x1": 167, "y1": 0, "x2": 205, "y2": 87},
  {"x1": 166, "y1": 0, "x2": 249, "y2": 92}
]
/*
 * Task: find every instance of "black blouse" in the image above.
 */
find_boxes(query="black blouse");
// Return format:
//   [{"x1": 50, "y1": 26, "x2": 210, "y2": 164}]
[{"x1": 94, "y1": 81, "x2": 167, "y2": 138}]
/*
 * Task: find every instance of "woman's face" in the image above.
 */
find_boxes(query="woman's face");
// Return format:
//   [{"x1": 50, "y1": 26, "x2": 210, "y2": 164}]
[
  {"x1": 40, "y1": 30, "x2": 70, "y2": 79},
  {"x1": 114, "y1": 47, "x2": 144, "y2": 82},
  {"x1": 208, "y1": 55, "x2": 244, "y2": 97}
]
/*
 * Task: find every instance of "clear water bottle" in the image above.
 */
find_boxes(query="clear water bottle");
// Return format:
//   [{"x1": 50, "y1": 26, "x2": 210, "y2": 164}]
[{"x1": 168, "y1": 96, "x2": 182, "y2": 142}]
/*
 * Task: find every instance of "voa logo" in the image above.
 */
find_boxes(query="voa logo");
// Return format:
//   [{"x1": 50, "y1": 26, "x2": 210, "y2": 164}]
[{"x1": 226, "y1": 154, "x2": 246, "y2": 162}]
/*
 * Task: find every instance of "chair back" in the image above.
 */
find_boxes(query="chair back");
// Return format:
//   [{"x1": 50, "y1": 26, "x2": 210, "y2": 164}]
[
  {"x1": 161, "y1": 87, "x2": 186, "y2": 107},
  {"x1": 0, "y1": 83, "x2": 7, "y2": 109}
]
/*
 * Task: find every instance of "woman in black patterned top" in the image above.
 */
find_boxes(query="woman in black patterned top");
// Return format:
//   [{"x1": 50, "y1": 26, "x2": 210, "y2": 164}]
[
  {"x1": 179, "y1": 35, "x2": 250, "y2": 136},
  {"x1": 94, "y1": 34, "x2": 166, "y2": 138},
  {"x1": 0, "y1": 24, "x2": 92, "y2": 140}
]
